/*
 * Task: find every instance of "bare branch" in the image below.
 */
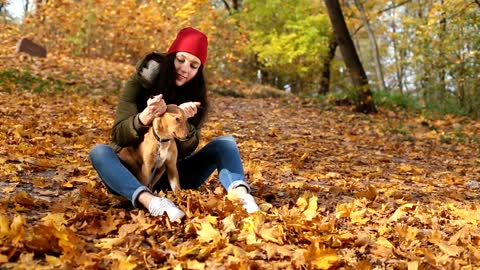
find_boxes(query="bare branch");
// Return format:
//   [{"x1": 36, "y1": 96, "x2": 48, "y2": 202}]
[
  {"x1": 351, "y1": 0, "x2": 412, "y2": 36},
  {"x1": 222, "y1": 0, "x2": 232, "y2": 15},
  {"x1": 380, "y1": 0, "x2": 412, "y2": 14}
]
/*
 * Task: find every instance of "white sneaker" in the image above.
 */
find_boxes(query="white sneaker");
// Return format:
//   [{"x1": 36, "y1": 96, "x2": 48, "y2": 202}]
[
  {"x1": 238, "y1": 193, "x2": 260, "y2": 213},
  {"x1": 148, "y1": 197, "x2": 185, "y2": 222}
]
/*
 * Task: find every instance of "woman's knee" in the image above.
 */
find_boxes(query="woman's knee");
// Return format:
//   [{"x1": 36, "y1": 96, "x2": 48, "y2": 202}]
[
  {"x1": 208, "y1": 135, "x2": 240, "y2": 156},
  {"x1": 211, "y1": 135, "x2": 236, "y2": 146},
  {"x1": 89, "y1": 144, "x2": 114, "y2": 164}
]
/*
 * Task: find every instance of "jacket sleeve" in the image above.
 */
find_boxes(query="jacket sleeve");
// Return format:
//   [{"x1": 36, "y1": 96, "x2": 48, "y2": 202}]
[
  {"x1": 176, "y1": 123, "x2": 200, "y2": 160},
  {"x1": 110, "y1": 76, "x2": 150, "y2": 149}
]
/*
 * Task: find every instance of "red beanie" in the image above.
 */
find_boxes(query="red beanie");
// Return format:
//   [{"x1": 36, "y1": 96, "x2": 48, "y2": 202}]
[{"x1": 167, "y1": 27, "x2": 208, "y2": 65}]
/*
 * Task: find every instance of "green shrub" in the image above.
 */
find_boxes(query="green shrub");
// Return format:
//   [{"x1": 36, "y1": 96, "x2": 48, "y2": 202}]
[
  {"x1": 373, "y1": 90, "x2": 419, "y2": 111},
  {"x1": 424, "y1": 97, "x2": 470, "y2": 117}
]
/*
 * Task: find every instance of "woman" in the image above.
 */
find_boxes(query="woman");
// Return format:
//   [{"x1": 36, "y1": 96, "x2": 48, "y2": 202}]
[{"x1": 89, "y1": 27, "x2": 260, "y2": 222}]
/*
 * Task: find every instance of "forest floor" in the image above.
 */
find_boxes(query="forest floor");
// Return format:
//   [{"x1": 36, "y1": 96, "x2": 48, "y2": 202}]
[{"x1": 1, "y1": 29, "x2": 480, "y2": 270}]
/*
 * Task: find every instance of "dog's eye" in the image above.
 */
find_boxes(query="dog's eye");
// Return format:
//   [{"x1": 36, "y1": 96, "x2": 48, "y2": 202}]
[{"x1": 176, "y1": 117, "x2": 181, "y2": 123}]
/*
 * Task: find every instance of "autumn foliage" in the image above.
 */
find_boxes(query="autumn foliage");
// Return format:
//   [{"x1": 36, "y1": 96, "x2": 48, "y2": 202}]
[
  {"x1": 19, "y1": 0, "x2": 247, "y2": 76},
  {"x1": 1, "y1": 20, "x2": 480, "y2": 269}
]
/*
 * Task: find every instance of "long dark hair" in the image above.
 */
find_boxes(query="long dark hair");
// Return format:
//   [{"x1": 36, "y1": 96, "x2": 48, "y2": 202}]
[{"x1": 155, "y1": 53, "x2": 209, "y2": 128}]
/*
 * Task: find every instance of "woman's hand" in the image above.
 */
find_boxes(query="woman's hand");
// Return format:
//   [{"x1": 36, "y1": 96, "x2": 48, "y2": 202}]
[
  {"x1": 179, "y1": 102, "x2": 201, "y2": 118},
  {"x1": 139, "y1": 94, "x2": 167, "y2": 125}
]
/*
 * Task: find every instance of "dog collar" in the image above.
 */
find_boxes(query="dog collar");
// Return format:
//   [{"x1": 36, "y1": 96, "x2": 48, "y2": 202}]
[{"x1": 152, "y1": 128, "x2": 172, "y2": 143}]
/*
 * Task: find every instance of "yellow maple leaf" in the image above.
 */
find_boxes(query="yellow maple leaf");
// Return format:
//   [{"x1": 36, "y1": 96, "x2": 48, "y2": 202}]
[
  {"x1": 196, "y1": 222, "x2": 221, "y2": 243},
  {"x1": 10, "y1": 214, "x2": 25, "y2": 245},
  {"x1": 223, "y1": 244, "x2": 247, "y2": 258},
  {"x1": 437, "y1": 241, "x2": 463, "y2": 257},
  {"x1": 41, "y1": 213, "x2": 67, "y2": 230},
  {"x1": 118, "y1": 223, "x2": 138, "y2": 238},
  {"x1": 221, "y1": 214, "x2": 236, "y2": 233},
  {"x1": 448, "y1": 225, "x2": 472, "y2": 245},
  {"x1": 296, "y1": 196, "x2": 308, "y2": 211},
  {"x1": 371, "y1": 244, "x2": 394, "y2": 258},
  {"x1": 262, "y1": 243, "x2": 293, "y2": 260},
  {"x1": 295, "y1": 193, "x2": 318, "y2": 220},
  {"x1": 376, "y1": 237, "x2": 395, "y2": 249},
  {"x1": 108, "y1": 251, "x2": 137, "y2": 270},
  {"x1": 239, "y1": 216, "x2": 259, "y2": 245},
  {"x1": 258, "y1": 224, "x2": 285, "y2": 244},
  {"x1": 388, "y1": 203, "x2": 416, "y2": 222},
  {"x1": 304, "y1": 242, "x2": 338, "y2": 269},
  {"x1": 350, "y1": 209, "x2": 370, "y2": 224},
  {"x1": 336, "y1": 202, "x2": 354, "y2": 219},
  {"x1": 303, "y1": 195, "x2": 318, "y2": 221},
  {"x1": 0, "y1": 214, "x2": 10, "y2": 239},
  {"x1": 186, "y1": 260, "x2": 205, "y2": 270},
  {"x1": 407, "y1": 261, "x2": 419, "y2": 270},
  {"x1": 45, "y1": 255, "x2": 62, "y2": 267},
  {"x1": 95, "y1": 237, "x2": 124, "y2": 249},
  {"x1": 2, "y1": 186, "x2": 15, "y2": 193}
]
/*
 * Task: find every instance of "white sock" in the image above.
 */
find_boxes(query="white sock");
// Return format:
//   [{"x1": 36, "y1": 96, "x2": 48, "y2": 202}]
[{"x1": 148, "y1": 197, "x2": 185, "y2": 222}]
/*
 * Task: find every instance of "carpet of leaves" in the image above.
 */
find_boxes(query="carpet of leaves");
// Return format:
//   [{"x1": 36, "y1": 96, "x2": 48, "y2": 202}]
[{"x1": 1, "y1": 26, "x2": 480, "y2": 270}]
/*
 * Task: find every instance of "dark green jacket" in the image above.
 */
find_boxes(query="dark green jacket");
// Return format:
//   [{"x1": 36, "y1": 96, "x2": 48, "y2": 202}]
[{"x1": 110, "y1": 52, "x2": 200, "y2": 159}]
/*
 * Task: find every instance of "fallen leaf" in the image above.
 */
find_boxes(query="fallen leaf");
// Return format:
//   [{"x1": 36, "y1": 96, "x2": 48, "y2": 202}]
[
  {"x1": 2, "y1": 186, "x2": 15, "y2": 193},
  {"x1": 0, "y1": 254, "x2": 7, "y2": 263},
  {"x1": 95, "y1": 237, "x2": 125, "y2": 249},
  {"x1": 196, "y1": 221, "x2": 221, "y2": 244},
  {"x1": 304, "y1": 242, "x2": 338, "y2": 269},
  {"x1": 221, "y1": 214, "x2": 236, "y2": 233},
  {"x1": 186, "y1": 260, "x2": 205, "y2": 270},
  {"x1": 0, "y1": 214, "x2": 10, "y2": 239},
  {"x1": 258, "y1": 224, "x2": 285, "y2": 244},
  {"x1": 388, "y1": 203, "x2": 416, "y2": 222},
  {"x1": 108, "y1": 251, "x2": 137, "y2": 270}
]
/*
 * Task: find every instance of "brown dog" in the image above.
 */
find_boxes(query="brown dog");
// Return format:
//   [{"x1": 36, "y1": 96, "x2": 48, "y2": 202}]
[{"x1": 117, "y1": 105, "x2": 189, "y2": 191}]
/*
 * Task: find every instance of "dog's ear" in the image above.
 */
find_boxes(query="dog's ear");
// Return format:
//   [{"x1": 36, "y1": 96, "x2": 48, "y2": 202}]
[
  {"x1": 166, "y1": 105, "x2": 186, "y2": 117},
  {"x1": 166, "y1": 104, "x2": 179, "y2": 113}
]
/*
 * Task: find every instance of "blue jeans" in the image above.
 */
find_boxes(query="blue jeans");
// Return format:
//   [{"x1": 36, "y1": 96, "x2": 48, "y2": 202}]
[{"x1": 89, "y1": 135, "x2": 251, "y2": 207}]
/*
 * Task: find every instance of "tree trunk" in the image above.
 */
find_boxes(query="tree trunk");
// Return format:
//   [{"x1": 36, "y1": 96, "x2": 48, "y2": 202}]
[
  {"x1": 222, "y1": 0, "x2": 232, "y2": 14},
  {"x1": 391, "y1": 3, "x2": 405, "y2": 93},
  {"x1": 354, "y1": 0, "x2": 386, "y2": 91},
  {"x1": 222, "y1": 0, "x2": 241, "y2": 13},
  {"x1": 318, "y1": 35, "x2": 337, "y2": 94},
  {"x1": 24, "y1": 0, "x2": 30, "y2": 16},
  {"x1": 438, "y1": 1, "x2": 447, "y2": 102},
  {"x1": 232, "y1": 0, "x2": 241, "y2": 10},
  {"x1": 324, "y1": 0, "x2": 377, "y2": 113}
]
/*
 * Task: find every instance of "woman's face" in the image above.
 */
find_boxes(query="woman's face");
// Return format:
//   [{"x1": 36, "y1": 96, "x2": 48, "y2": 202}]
[{"x1": 174, "y1": 52, "x2": 201, "y2": 86}]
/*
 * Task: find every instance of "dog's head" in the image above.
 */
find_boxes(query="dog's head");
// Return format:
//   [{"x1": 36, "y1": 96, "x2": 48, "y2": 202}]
[{"x1": 152, "y1": 104, "x2": 189, "y2": 140}]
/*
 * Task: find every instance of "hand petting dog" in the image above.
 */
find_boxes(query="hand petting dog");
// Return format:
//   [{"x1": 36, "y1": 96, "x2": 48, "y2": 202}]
[
  {"x1": 179, "y1": 101, "x2": 201, "y2": 118},
  {"x1": 139, "y1": 94, "x2": 167, "y2": 125}
]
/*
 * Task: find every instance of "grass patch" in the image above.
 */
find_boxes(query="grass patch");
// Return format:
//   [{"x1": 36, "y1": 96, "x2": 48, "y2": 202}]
[
  {"x1": 473, "y1": 135, "x2": 480, "y2": 146},
  {"x1": 385, "y1": 120, "x2": 416, "y2": 142},
  {"x1": 0, "y1": 69, "x2": 89, "y2": 93},
  {"x1": 374, "y1": 90, "x2": 419, "y2": 112},
  {"x1": 210, "y1": 87, "x2": 246, "y2": 98},
  {"x1": 424, "y1": 101, "x2": 470, "y2": 118},
  {"x1": 309, "y1": 91, "x2": 355, "y2": 107}
]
